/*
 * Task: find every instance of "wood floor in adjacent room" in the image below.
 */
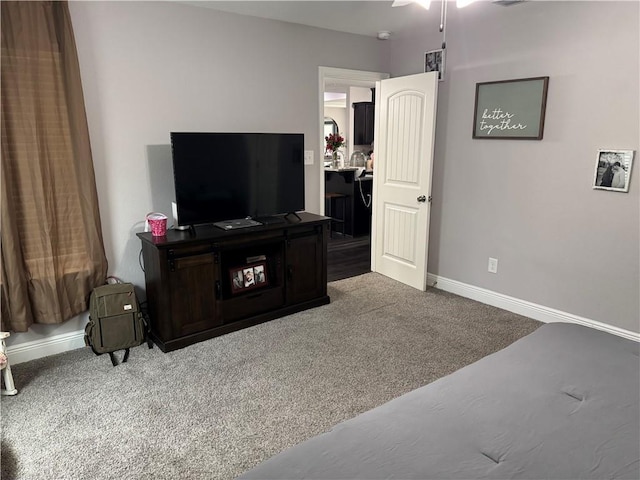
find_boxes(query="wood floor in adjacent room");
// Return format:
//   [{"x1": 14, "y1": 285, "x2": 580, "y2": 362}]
[{"x1": 327, "y1": 234, "x2": 371, "y2": 282}]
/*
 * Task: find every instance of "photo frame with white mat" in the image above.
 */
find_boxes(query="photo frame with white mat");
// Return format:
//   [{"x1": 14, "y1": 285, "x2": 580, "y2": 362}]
[{"x1": 593, "y1": 149, "x2": 634, "y2": 193}]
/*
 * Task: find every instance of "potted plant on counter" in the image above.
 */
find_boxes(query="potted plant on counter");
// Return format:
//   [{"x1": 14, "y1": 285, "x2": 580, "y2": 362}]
[{"x1": 325, "y1": 133, "x2": 345, "y2": 168}]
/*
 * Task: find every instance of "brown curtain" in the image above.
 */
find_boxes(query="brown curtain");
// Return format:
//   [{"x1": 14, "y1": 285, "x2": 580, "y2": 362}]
[{"x1": 1, "y1": 1, "x2": 108, "y2": 332}]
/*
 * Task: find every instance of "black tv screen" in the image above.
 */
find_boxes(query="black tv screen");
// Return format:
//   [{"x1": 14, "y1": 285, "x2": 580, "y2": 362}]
[{"x1": 170, "y1": 132, "x2": 305, "y2": 226}]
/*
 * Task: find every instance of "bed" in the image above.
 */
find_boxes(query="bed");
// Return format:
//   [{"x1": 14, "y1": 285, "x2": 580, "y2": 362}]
[{"x1": 238, "y1": 322, "x2": 640, "y2": 479}]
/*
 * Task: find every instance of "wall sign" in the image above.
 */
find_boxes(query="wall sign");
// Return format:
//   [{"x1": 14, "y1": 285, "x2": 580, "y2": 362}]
[{"x1": 473, "y1": 76, "x2": 549, "y2": 140}]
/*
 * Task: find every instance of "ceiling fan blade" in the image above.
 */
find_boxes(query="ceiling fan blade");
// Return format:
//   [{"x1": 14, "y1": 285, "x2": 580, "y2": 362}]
[{"x1": 392, "y1": 0, "x2": 414, "y2": 7}]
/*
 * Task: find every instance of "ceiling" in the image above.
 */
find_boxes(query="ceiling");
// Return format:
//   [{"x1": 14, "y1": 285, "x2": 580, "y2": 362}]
[
  {"x1": 181, "y1": 1, "x2": 438, "y2": 39},
  {"x1": 182, "y1": 1, "x2": 524, "y2": 39}
]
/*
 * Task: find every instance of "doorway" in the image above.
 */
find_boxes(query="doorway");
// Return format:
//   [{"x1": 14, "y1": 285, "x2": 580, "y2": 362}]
[{"x1": 318, "y1": 67, "x2": 389, "y2": 282}]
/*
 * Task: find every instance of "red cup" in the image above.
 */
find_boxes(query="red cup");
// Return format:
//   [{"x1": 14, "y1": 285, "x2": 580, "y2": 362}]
[{"x1": 146, "y1": 213, "x2": 168, "y2": 236}]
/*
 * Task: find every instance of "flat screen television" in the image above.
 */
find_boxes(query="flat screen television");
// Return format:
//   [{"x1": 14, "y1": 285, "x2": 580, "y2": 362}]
[{"x1": 170, "y1": 132, "x2": 305, "y2": 227}]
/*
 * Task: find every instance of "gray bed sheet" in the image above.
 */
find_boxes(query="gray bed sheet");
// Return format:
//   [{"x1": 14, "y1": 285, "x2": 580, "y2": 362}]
[{"x1": 238, "y1": 322, "x2": 640, "y2": 479}]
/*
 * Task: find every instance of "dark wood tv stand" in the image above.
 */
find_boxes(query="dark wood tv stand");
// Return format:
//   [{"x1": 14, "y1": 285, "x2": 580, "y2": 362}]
[{"x1": 137, "y1": 212, "x2": 330, "y2": 352}]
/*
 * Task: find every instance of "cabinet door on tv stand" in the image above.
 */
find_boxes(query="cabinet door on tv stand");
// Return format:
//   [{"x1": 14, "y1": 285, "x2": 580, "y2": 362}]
[
  {"x1": 286, "y1": 229, "x2": 326, "y2": 305},
  {"x1": 168, "y1": 252, "x2": 221, "y2": 337}
]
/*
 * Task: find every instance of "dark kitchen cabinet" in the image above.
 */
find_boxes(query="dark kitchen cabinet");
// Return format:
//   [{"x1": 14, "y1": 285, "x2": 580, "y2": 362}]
[{"x1": 353, "y1": 102, "x2": 375, "y2": 145}]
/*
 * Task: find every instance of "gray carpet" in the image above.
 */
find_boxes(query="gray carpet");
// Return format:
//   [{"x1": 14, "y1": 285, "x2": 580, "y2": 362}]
[{"x1": 1, "y1": 273, "x2": 541, "y2": 480}]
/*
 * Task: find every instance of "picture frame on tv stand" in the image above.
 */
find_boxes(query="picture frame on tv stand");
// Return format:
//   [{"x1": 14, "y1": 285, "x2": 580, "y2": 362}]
[{"x1": 230, "y1": 262, "x2": 268, "y2": 294}]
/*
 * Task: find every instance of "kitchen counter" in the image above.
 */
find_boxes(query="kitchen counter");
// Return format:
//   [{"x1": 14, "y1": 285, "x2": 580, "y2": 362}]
[
  {"x1": 325, "y1": 169, "x2": 373, "y2": 237},
  {"x1": 325, "y1": 166, "x2": 372, "y2": 175}
]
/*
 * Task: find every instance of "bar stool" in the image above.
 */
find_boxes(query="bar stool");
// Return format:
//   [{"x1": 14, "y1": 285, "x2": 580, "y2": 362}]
[
  {"x1": 0, "y1": 332, "x2": 18, "y2": 396},
  {"x1": 325, "y1": 192, "x2": 348, "y2": 238}
]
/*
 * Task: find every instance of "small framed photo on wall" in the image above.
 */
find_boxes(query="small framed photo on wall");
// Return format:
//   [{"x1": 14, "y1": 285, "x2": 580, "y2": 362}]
[
  {"x1": 425, "y1": 48, "x2": 445, "y2": 81},
  {"x1": 593, "y1": 149, "x2": 634, "y2": 193}
]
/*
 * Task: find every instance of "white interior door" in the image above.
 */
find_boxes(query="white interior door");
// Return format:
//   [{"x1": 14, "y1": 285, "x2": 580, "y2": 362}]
[{"x1": 371, "y1": 72, "x2": 438, "y2": 290}]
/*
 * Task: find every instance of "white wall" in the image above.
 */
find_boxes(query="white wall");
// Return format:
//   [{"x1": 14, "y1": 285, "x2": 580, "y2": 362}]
[
  {"x1": 389, "y1": 1, "x2": 639, "y2": 333},
  {"x1": 6, "y1": 1, "x2": 389, "y2": 351}
]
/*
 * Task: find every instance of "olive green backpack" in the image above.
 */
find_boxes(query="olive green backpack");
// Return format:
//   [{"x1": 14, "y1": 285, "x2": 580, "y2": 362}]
[{"x1": 85, "y1": 282, "x2": 152, "y2": 366}]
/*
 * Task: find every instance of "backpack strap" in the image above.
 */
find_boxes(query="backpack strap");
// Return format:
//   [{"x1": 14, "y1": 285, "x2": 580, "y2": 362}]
[
  {"x1": 108, "y1": 352, "x2": 118, "y2": 367},
  {"x1": 139, "y1": 302, "x2": 154, "y2": 350},
  {"x1": 107, "y1": 349, "x2": 130, "y2": 367}
]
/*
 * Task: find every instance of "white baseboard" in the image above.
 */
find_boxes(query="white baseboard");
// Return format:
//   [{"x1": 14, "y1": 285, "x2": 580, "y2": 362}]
[
  {"x1": 6, "y1": 330, "x2": 86, "y2": 365},
  {"x1": 6, "y1": 275, "x2": 638, "y2": 365},
  {"x1": 427, "y1": 273, "x2": 640, "y2": 342}
]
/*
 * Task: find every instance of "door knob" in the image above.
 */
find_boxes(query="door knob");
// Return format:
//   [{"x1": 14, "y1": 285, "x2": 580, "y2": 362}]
[{"x1": 417, "y1": 195, "x2": 427, "y2": 203}]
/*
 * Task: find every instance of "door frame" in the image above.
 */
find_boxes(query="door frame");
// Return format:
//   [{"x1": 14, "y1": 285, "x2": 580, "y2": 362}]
[{"x1": 317, "y1": 67, "x2": 389, "y2": 216}]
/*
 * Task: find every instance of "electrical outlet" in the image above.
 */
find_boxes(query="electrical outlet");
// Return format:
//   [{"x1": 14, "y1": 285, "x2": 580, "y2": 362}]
[
  {"x1": 488, "y1": 257, "x2": 498, "y2": 274},
  {"x1": 304, "y1": 150, "x2": 314, "y2": 165}
]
